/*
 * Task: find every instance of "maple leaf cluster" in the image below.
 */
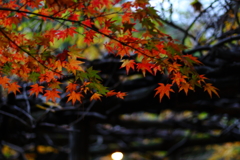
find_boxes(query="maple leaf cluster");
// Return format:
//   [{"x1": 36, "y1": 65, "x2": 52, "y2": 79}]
[{"x1": 0, "y1": 0, "x2": 219, "y2": 104}]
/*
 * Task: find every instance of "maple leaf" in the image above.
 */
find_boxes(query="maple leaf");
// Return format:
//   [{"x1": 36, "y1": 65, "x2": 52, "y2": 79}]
[
  {"x1": 66, "y1": 27, "x2": 77, "y2": 37},
  {"x1": 44, "y1": 89, "x2": 61, "y2": 103},
  {"x1": 68, "y1": 13, "x2": 79, "y2": 21},
  {"x1": 179, "y1": 82, "x2": 194, "y2": 95},
  {"x1": 120, "y1": 59, "x2": 135, "y2": 74},
  {"x1": 136, "y1": 61, "x2": 154, "y2": 77},
  {"x1": 39, "y1": 71, "x2": 56, "y2": 83},
  {"x1": 116, "y1": 92, "x2": 127, "y2": 99},
  {"x1": 153, "y1": 65, "x2": 163, "y2": 75},
  {"x1": 88, "y1": 82, "x2": 109, "y2": 95},
  {"x1": 155, "y1": 83, "x2": 174, "y2": 102},
  {"x1": 0, "y1": 76, "x2": 10, "y2": 88},
  {"x1": 168, "y1": 62, "x2": 181, "y2": 73},
  {"x1": 172, "y1": 72, "x2": 187, "y2": 86},
  {"x1": 66, "y1": 83, "x2": 78, "y2": 92},
  {"x1": 8, "y1": 82, "x2": 21, "y2": 95},
  {"x1": 122, "y1": 22, "x2": 136, "y2": 33},
  {"x1": 106, "y1": 90, "x2": 117, "y2": 97},
  {"x1": 56, "y1": 30, "x2": 68, "y2": 40},
  {"x1": 184, "y1": 54, "x2": 202, "y2": 65},
  {"x1": 99, "y1": 27, "x2": 112, "y2": 35},
  {"x1": 82, "y1": 19, "x2": 92, "y2": 27},
  {"x1": 29, "y1": 84, "x2": 44, "y2": 97},
  {"x1": 56, "y1": 49, "x2": 69, "y2": 62},
  {"x1": 83, "y1": 30, "x2": 96, "y2": 45},
  {"x1": 87, "y1": 67, "x2": 101, "y2": 80},
  {"x1": 54, "y1": 60, "x2": 65, "y2": 71},
  {"x1": 68, "y1": 45, "x2": 83, "y2": 59},
  {"x1": 198, "y1": 74, "x2": 208, "y2": 84},
  {"x1": 90, "y1": 93, "x2": 102, "y2": 101},
  {"x1": 67, "y1": 91, "x2": 83, "y2": 104},
  {"x1": 204, "y1": 83, "x2": 220, "y2": 98},
  {"x1": 48, "y1": 80, "x2": 62, "y2": 89},
  {"x1": 106, "y1": 90, "x2": 126, "y2": 99},
  {"x1": 67, "y1": 57, "x2": 84, "y2": 75}
]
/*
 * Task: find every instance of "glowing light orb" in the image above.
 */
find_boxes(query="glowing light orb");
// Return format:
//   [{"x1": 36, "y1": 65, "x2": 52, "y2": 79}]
[{"x1": 111, "y1": 152, "x2": 123, "y2": 160}]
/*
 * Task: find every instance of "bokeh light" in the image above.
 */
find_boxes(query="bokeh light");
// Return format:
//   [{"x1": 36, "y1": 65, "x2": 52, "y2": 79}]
[{"x1": 111, "y1": 152, "x2": 123, "y2": 160}]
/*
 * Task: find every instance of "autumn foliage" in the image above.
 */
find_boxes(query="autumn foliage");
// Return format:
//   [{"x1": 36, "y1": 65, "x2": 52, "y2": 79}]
[{"x1": 0, "y1": 0, "x2": 219, "y2": 104}]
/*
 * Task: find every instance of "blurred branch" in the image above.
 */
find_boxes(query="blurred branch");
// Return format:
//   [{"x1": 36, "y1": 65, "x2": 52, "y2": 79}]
[
  {"x1": 160, "y1": 18, "x2": 196, "y2": 40},
  {"x1": 181, "y1": 0, "x2": 218, "y2": 44},
  {"x1": 184, "y1": 34, "x2": 240, "y2": 54},
  {"x1": 0, "y1": 110, "x2": 30, "y2": 127}
]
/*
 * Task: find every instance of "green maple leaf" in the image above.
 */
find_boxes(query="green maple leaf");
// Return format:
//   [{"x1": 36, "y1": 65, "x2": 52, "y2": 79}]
[
  {"x1": 29, "y1": 72, "x2": 40, "y2": 82},
  {"x1": 87, "y1": 82, "x2": 108, "y2": 95},
  {"x1": 76, "y1": 71, "x2": 89, "y2": 82},
  {"x1": 123, "y1": 22, "x2": 135, "y2": 33},
  {"x1": 87, "y1": 67, "x2": 101, "y2": 81}
]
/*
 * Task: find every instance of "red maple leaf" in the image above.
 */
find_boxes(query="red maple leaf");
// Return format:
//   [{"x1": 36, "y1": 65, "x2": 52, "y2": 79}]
[
  {"x1": 116, "y1": 92, "x2": 127, "y2": 99},
  {"x1": 99, "y1": 27, "x2": 112, "y2": 35},
  {"x1": 155, "y1": 83, "x2": 174, "y2": 102},
  {"x1": 120, "y1": 59, "x2": 135, "y2": 74},
  {"x1": 82, "y1": 19, "x2": 92, "y2": 27},
  {"x1": 106, "y1": 90, "x2": 117, "y2": 97},
  {"x1": 56, "y1": 49, "x2": 69, "y2": 62},
  {"x1": 137, "y1": 62, "x2": 153, "y2": 77}
]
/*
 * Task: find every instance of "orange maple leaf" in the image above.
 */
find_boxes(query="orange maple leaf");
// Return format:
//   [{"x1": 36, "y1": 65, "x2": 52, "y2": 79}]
[
  {"x1": 67, "y1": 91, "x2": 83, "y2": 104},
  {"x1": 116, "y1": 92, "x2": 127, "y2": 99},
  {"x1": 120, "y1": 59, "x2": 135, "y2": 74},
  {"x1": 90, "y1": 93, "x2": 102, "y2": 101},
  {"x1": 155, "y1": 83, "x2": 174, "y2": 102},
  {"x1": 29, "y1": 84, "x2": 44, "y2": 97},
  {"x1": 198, "y1": 74, "x2": 208, "y2": 84},
  {"x1": 8, "y1": 82, "x2": 21, "y2": 95},
  {"x1": 106, "y1": 90, "x2": 117, "y2": 97},
  {"x1": 39, "y1": 71, "x2": 56, "y2": 83},
  {"x1": 66, "y1": 83, "x2": 78, "y2": 92},
  {"x1": 168, "y1": 62, "x2": 181, "y2": 73},
  {"x1": 179, "y1": 82, "x2": 194, "y2": 95},
  {"x1": 172, "y1": 72, "x2": 187, "y2": 86},
  {"x1": 44, "y1": 89, "x2": 60, "y2": 103},
  {"x1": 0, "y1": 76, "x2": 10, "y2": 88},
  {"x1": 67, "y1": 57, "x2": 84, "y2": 75},
  {"x1": 204, "y1": 83, "x2": 220, "y2": 98},
  {"x1": 106, "y1": 90, "x2": 126, "y2": 99},
  {"x1": 153, "y1": 65, "x2": 163, "y2": 76},
  {"x1": 184, "y1": 54, "x2": 202, "y2": 65}
]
